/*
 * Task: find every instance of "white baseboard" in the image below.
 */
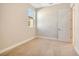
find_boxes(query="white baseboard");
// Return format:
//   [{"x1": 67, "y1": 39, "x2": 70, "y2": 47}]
[
  {"x1": 37, "y1": 36, "x2": 57, "y2": 40},
  {"x1": 37, "y1": 36, "x2": 70, "y2": 43},
  {"x1": 0, "y1": 36, "x2": 36, "y2": 55},
  {"x1": 74, "y1": 47, "x2": 79, "y2": 55}
]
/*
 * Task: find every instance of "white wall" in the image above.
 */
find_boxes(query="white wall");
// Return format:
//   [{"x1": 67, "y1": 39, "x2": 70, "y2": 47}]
[
  {"x1": 37, "y1": 4, "x2": 71, "y2": 39},
  {"x1": 37, "y1": 7, "x2": 58, "y2": 38},
  {"x1": 74, "y1": 4, "x2": 79, "y2": 54},
  {"x1": 0, "y1": 4, "x2": 35, "y2": 51}
]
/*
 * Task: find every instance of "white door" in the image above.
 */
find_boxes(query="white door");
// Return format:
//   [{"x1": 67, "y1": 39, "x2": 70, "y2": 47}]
[{"x1": 58, "y1": 9, "x2": 71, "y2": 42}]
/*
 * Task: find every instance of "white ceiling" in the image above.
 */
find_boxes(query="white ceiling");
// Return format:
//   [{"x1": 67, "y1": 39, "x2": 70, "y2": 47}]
[{"x1": 31, "y1": 3, "x2": 60, "y2": 8}]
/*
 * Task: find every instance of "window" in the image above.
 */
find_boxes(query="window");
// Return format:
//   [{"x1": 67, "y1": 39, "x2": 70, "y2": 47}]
[{"x1": 27, "y1": 8, "x2": 34, "y2": 28}]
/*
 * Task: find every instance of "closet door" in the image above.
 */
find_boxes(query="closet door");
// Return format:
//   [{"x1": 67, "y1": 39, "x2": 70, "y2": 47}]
[{"x1": 58, "y1": 9, "x2": 71, "y2": 42}]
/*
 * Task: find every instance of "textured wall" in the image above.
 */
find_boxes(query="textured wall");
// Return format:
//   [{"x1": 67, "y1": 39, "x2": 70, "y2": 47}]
[{"x1": 0, "y1": 3, "x2": 35, "y2": 50}]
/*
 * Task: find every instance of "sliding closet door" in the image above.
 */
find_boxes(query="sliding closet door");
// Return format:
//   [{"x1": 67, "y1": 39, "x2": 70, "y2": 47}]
[{"x1": 58, "y1": 9, "x2": 71, "y2": 42}]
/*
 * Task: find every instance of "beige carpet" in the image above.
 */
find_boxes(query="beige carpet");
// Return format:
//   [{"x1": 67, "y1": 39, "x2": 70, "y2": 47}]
[{"x1": 1, "y1": 38, "x2": 78, "y2": 56}]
